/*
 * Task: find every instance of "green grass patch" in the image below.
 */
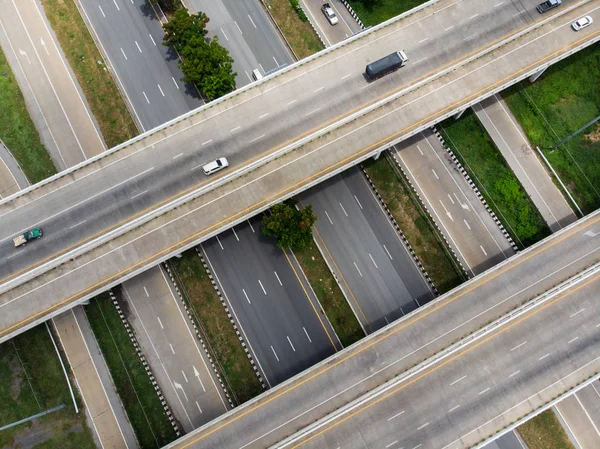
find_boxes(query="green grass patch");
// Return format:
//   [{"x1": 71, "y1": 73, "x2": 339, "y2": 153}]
[
  {"x1": 347, "y1": 0, "x2": 427, "y2": 26},
  {"x1": 42, "y1": 0, "x2": 138, "y2": 148},
  {"x1": 0, "y1": 325, "x2": 95, "y2": 448},
  {"x1": 85, "y1": 293, "x2": 177, "y2": 448},
  {"x1": 294, "y1": 245, "x2": 365, "y2": 347},
  {"x1": 439, "y1": 111, "x2": 550, "y2": 247},
  {"x1": 265, "y1": 0, "x2": 324, "y2": 59},
  {"x1": 363, "y1": 157, "x2": 464, "y2": 294},
  {"x1": 0, "y1": 47, "x2": 57, "y2": 183},
  {"x1": 518, "y1": 409, "x2": 575, "y2": 449},
  {"x1": 170, "y1": 251, "x2": 264, "y2": 404},
  {"x1": 503, "y1": 44, "x2": 600, "y2": 214}
]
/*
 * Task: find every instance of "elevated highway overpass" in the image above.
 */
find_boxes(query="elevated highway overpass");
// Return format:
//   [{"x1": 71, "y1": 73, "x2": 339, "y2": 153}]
[
  {"x1": 164, "y1": 210, "x2": 600, "y2": 448},
  {"x1": 0, "y1": 0, "x2": 599, "y2": 341}
]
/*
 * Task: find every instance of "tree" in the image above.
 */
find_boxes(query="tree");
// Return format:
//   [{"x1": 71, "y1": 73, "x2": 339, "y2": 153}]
[
  {"x1": 262, "y1": 202, "x2": 318, "y2": 250},
  {"x1": 163, "y1": 9, "x2": 209, "y2": 49},
  {"x1": 163, "y1": 9, "x2": 236, "y2": 100},
  {"x1": 178, "y1": 36, "x2": 236, "y2": 100}
]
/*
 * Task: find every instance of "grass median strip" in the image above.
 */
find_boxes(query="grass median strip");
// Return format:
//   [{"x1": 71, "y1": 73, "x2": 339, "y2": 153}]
[
  {"x1": 503, "y1": 44, "x2": 600, "y2": 214},
  {"x1": 263, "y1": 0, "x2": 324, "y2": 59},
  {"x1": 439, "y1": 111, "x2": 550, "y2": 248},
  {"x1": 363, "y1": 156, "x2": 464, "y2": 294},
  {"x1": 348, "y1": 0, "x2": 428, "y2": 27},
  {"x1": 518, "y1": 409, "x2": 575, "y2": 449},
  {"x1": 170, "y1": 250, "x2": 264, "y2": 404},
  {"x1": 85, "y1": 293, "x2": 177, "y2": 449},
  {"x1": 293, "y1": 245, "x2": 365, "y2": 347},
  {"x1": 0, "y1": 325, "x2": 95, "y2": 448},
  {"x1": 42, "y1": 0, "x2": 138, "y2": 148},
  {"x1": 0, "y1": 47, "x2": 57, "y2": 184}
]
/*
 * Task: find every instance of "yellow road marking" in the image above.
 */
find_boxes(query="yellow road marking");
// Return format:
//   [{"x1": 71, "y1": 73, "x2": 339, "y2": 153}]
[
  {"x1": 169, "y1": 216, "x2": 599, "y2": 448},
  {"x1": 290, "y1": 274, "x2": 600, "y2": 448},
  {"x1": 282, "y1": 247, "x2": 339, "y2": 351},
  {"x1": 0, "y1": 7, "x2": 572, "y2": 285},
  {"x1": 2, "y1": 28, "x2": 599, "y2": 343}
]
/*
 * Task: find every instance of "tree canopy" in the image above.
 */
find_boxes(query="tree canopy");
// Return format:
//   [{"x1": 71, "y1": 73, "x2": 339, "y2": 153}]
[
  {"x1": 163, "y1": 9, "x2": 236, "y2": 100},
  {"x1": 262, "y1": 202, "x2": 318, "y2": 250}
]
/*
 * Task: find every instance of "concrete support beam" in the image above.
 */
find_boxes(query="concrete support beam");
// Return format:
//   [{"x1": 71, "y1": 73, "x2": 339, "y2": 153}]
[
  {"x1": 454, "y1": 108, "x2": 467, "y2": 120},
  {"x1": 372, "y1": 151, "x2": 381, "y2": 160},
  {"x1": 529, "y1": 67, "x2": 547, "y2": 82}
]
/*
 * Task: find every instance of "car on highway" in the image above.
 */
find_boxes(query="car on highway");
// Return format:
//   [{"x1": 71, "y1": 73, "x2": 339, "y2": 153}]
[
  {"x1": 202, "y1": 157, "x2": 229, "y2": 175},
  {"x1": 13, "y1": 227, "x2": 43, "y2": 247},
  {"x1": 536, "y1": 0, "x2": 561, "y2": 13},
  {"x1": 321, "y1": 3, "x2": 338, "y2": 25},
  {"x1": 572, "y1": 15, "x2": 593, "y2": 31}
]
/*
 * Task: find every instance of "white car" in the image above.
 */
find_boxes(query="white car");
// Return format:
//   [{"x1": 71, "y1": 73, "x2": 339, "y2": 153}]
[
  {"x1": 321, "y1": 3, "x2": 338, "y2": 25},
  {"x1": 202, "y1": 157, "x2": 229, "y2": 175},
  {"x1": 572, "y1": 15, "x2": 593, "y2": 31}
]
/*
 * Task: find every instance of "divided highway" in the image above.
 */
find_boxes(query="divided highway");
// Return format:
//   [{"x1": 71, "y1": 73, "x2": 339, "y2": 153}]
[
  {"x1": 0, "y1": 0, "x2": 599, "y2": 340},
  {"x1": 164, "y1": 211, "x2": 600, "y2": 448}
]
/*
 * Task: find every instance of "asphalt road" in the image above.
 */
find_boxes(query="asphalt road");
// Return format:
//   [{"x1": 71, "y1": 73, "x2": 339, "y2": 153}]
[
  {"x1": 164, "y1": 211, "x2": 600, "y2": 449},
  {"x1": 1, "y1": 0, "x2": 597, "y2": 337},
  {"x1": 121, "y1": 266, "x2": 229, "y2": 432},
  {"x1": 0, "y1": 0, "x2": 578, "y2": 274},
  {"x1": 0, "y1": 0, "x2": 105, "y2": 169},
  {"x1": 300, "y1": 0, "x2": 362, "y2": 47},
  {"x1": 555, "y1": 381, "x2": 600, "y2": 449},
  {"x1": 394, "y1": 130, "x2": 515, "y2": 276},
  {"x1": 300, "y1": 168, "x2": 434, "y2": 332},
  {"x1": 53, "y1": 308, "x2": 136, "y2": 449},
  {"x1": 75, "y1": 0, "x2": 201, "y2": 130},
  {"x1": 483, "y1": 432, "x2": 526, "y2": 449},
  {"x1": 189, "y1": 0, "x2": 294, "y2": 86},
  {"x1": 292, "y1": 270, "x2": 600, "y2": 449},
  {"x1": 202, "y1": 216, "x2": 340, "y2": 386},
  {"x1": 473, "y1": 94, "x2": 579, "y2": 232}
]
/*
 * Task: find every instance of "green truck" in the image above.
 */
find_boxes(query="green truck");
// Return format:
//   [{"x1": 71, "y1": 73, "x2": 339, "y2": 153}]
[{"x1": 13, "y1": 227, "x2": 43, "y2": 247}]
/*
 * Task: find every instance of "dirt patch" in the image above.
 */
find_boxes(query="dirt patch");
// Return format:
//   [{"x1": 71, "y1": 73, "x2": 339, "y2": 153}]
[
  {"x1": 8, "y1": 357, "x2": 23, "y2": 402},
  {"x1": 585, "y1": 126, "x2": 600, "y2": 143}
]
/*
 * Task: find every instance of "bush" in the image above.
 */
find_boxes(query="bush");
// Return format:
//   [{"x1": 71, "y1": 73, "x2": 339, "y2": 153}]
[{"x1": 289, "y1": 0, "x2": 308, "y2": 21}]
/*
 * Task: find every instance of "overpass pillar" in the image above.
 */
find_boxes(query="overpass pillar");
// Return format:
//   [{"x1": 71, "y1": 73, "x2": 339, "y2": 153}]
[
  {"x1": 454, "y1": 108, "x2": 467, "y2": 120},
  {"x1": 79, "y1": 299, "x2": 90, "y2": 306},
  {"x1": 372, "y1": 151, "x2": 382, "y2": 160},
  {"x1": 529, "y1": 67, "x2": 547, "y2": 83}
]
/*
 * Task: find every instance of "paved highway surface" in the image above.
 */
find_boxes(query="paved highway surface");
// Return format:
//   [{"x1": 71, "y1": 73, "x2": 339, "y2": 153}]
[
  {"x1": 288, "y1": 268, "x2": 600, "y2": 449},
  {"x1": 1, "y1": 0, "x2": 598, "y2": 339},
  {"x1": 474, "y1": 94, "x2": 579, "y2": 232},
  {"x1": 163, "y1": 211, "x2": 600, "y2": 448},
  {"x1": 121, "y1": 267, "x2": 229, "y2": 432},
  {"x1": 0, "y1": 0, "x2": 105, "y2": 168},
  {"x1": 54, "y1": 308, "x2": 137, "y2": 449},
  {"x1": 394, "y1": 131, "x2": 515, "y2": 276},
  {"x1": 202, "y1": 216, "x2": 340, "y2": 386},
  {"x1": 483, "y1": 432, "x2": 526, "y2": 449},
  {"x1": 300, "y1": 0, "x2": 362, "y2": 46},
  {"x1": 75, "y1": 0, "x2": 201, "y2": 130},
  {"x1": 300, "y1": 168, "x2": 434, "y2": 332},
  {"x1": 555, "y1": 381, "x2": 600, "y2": 449},
  {"x1": 189, "y1": 0, "x2": 294, "y2": 86},
  {"x1": 82, "y1": 0, "x2": 338, "y2": 391}
]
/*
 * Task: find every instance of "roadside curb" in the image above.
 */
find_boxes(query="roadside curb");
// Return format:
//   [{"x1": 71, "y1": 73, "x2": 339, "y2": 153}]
[
  {"x1": 162, "y1": 262, "x2": 236, "y2": 409},
  {"x1": 359, "y1": 164, "x2": 439, "y2": 295},
  {"x1": 298, "y1": 1, "x2": 327, "y2": 48},
  {"x1": 339, "y1": 0, "x2": 366, "y2": 29},
  {"x1": 386, "y1": 150, "x2": 470, "y2": 279},
  {"x1": 431, "y1": 126, "x2": 520, "y2": 253},
  {"x1": 107, "y1": 289, "x2": 181, "y2": 438},
  {"x1": 260, "y1": 0, "x2": 300, "y2": 61},
  {"x1": 194, "y1": 247, "x2": 268, "y2": 390}
]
